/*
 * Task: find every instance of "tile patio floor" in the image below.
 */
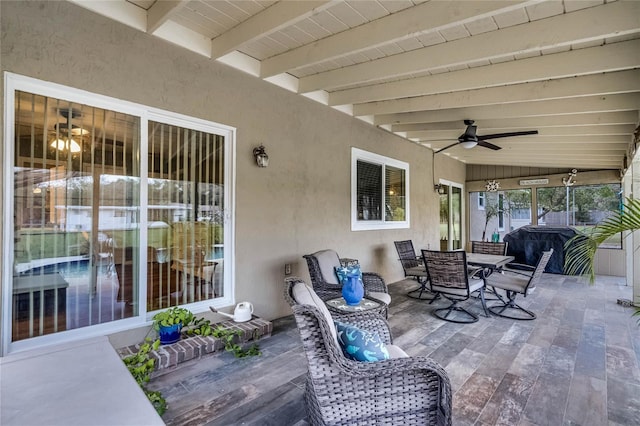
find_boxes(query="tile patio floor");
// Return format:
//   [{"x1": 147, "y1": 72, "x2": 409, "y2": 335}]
[{"x1": 150, "y1": 273, "x2": 640, "y2": 425}]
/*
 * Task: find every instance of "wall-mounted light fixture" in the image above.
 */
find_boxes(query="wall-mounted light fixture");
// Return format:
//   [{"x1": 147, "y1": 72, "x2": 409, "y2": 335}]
[
  {"x1": 434, "y1": 184, "x2": 446, "y2": 195},
  {"x1": 253, "y1": 145, "x2": 269, "y2": 167}
]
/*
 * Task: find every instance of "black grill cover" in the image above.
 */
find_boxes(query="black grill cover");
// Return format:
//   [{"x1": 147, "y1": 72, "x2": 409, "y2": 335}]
[{"x1": 504, "y1": 226, "x2": 583, "y2": 274}]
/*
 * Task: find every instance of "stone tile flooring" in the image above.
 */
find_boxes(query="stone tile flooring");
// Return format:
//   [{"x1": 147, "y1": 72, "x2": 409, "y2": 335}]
[{"x1": 150, "y1": 274, "x2": 640, "y2": 425}]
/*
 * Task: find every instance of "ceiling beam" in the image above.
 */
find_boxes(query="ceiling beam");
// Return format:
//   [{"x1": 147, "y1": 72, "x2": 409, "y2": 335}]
[
  {"x1": 329, "y1": 39, "x2": 640, "y2": 105},
  {"x1": 460, "y1": 158, "x2": 622, "y2": 168},
  {"x1": 374, "y1": 93, "x2": 640, "y2": 125},
  {"x1": 355, "y1": 70, "x2": 640, "y2": 116},
  {"x1": 391, "y1": 111, "x2": 640, "y2": 132},
  {"x1": 147, "y1": 0, "x2": 188, "y2": 34},
  {"x1": 260, "y1": 1, "x2": 533, "y2": 78},
  {"x1": 68, "y1": 0, "x2": 146, "y2": 31},
  {"x1": 300, "y1": 1, "x2": 640, "y2": 92},
  {"x1": 210, "y1": 1, "x2": 335, "y2": 59}
]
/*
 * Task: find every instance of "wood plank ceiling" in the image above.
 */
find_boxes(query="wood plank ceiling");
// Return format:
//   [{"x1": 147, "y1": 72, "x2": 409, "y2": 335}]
[{"x1": 72, "y1": 0, "x2": 640, "y2": 171}]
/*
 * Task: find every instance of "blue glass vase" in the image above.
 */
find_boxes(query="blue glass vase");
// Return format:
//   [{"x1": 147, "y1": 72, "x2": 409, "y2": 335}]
[
  {"x1": 158, "y1": 323, "x2": 182, "y2": 345},
  {"x1": 342, "y1": 274, "x2": 364, "y2": 306}
]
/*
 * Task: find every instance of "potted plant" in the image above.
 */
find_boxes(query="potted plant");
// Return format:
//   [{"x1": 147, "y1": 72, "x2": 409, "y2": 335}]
[{"x1": 152, "y1": 306, "x2": 194, "y2": 344}]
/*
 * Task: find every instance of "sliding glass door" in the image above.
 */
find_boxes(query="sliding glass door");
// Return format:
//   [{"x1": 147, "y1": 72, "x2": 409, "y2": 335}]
[
  {"x1": 6, "y1": 74, "x2": 234, "y2": 350},
  {"x1": 438, "y1": 182, "x2": 463, "y2": 250},
  {"x1": 13, "y1": 92, "x2": 141, "y2": 341}
]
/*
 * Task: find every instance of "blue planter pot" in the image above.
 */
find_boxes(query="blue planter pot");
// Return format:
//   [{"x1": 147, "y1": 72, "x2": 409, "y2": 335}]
[
  {"x1": 158, "y1": 323, "x2": 182, "y2": 345},
  {"x1": 342, "y1": 274, "x2": 364, "y2": 306}
]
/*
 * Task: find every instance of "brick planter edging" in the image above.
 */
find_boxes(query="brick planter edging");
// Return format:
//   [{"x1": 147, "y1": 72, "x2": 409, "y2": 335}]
[{"x1": 117, "y1": 317, "x2": 272, "y2": 378}]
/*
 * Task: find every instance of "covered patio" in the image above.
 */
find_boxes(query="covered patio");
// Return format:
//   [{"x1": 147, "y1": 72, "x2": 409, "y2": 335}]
[
  {"x1": 1, "y1": 1, "x2": 640, "y2": 424},
  {"x1": 152, "y1": 273, "x2": 640, "y2": 425}
]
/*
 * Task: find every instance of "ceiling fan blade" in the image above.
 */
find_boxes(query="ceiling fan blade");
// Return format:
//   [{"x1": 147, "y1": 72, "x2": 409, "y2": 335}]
[
  {"x1": 477, "y1": 140, "x2": 502, "y2": 150},
  {"x1": 476, "y1": 130, "x2": 538, "y2": 140},
  {"x1": 434, "y1": 141, "x2": 461, "y2": 154}
]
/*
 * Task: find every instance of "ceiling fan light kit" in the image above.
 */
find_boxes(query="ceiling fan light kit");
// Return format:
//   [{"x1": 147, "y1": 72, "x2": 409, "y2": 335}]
[
  {"x1": 434, "y1": 120, "x2": 538, "y2": 154},
  {"x1": 50, "y1": 108, "x2": 87, "y2": 154}
]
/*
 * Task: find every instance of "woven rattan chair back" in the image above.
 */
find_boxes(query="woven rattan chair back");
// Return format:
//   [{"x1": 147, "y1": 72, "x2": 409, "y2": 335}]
[
  {"x1": 303, "y1": 250, "x2": 342, "y2": 298},
  {"x1": 394, "y1": 240, "x2": 421, "y2": 270},
  {"x1": 471, "y1": 241, "x2": 508, "y2": 256},
  {"x1": 422, "y1": 250, "x2": 468, "y2": 290}
]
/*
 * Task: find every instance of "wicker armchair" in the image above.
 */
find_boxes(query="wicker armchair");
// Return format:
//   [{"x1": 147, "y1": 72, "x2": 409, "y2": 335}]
[
  {"x1": 284, "y1": 277, "x2": 452, "y2": 426},
  {"x1": 303, "y1": 249, "x2": 390, "y2": 305}
]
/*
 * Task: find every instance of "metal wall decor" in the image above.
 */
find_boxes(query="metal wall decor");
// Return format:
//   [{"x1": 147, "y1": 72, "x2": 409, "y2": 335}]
[
  {"x1": 485, "y1": 180, "x2": 500, "y2": 192},
  {"x1": 562, "y1": 169, "x2": 578, "y2": 187}
]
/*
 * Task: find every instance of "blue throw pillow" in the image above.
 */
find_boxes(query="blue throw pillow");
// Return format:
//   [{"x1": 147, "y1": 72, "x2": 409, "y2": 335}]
[
  {"x1": 334, "y1": 321, "x2": 390, "y2": 362},
  {"x1": 334, "y1": 264, "x2": 363, "y2": 286}
]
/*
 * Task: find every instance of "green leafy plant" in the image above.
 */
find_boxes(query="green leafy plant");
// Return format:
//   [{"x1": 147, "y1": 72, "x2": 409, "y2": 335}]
[
  {"x1": 183, "y1": 317, "x2": 261, "y2": 358},
  {"x1": 565, "y1": 198, "x2": 640, "y2": 283},
  {"x1": 122, "y1": 338, "x2": 167, "y2": 415},
  {"x1": 211, "y1": 327, "x2": 261, "y2": 358},
  {"x1": 152, "y1": 306, "x2": 194, "y2": 330}
]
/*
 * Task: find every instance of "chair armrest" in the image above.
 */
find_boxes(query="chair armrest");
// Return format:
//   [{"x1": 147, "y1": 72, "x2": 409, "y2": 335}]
[
  {"x1": 504, "y1": 262, "x2": 535, "y2": 272},
  {"x1": 502, "y1": 263, "x2": 536, "y2": 278},
  {"x1": 362, "y1": 272, "x2": 388, "y2": 294},
  {"x1": 467, "y1": 266, "x2": 485, "y2": 279},
  {"x1": 329, "y1": 356, "x2": 452, "y2": 424}
]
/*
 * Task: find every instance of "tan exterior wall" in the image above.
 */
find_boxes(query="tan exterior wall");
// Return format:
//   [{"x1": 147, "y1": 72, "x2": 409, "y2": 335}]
[{"x1": 0, "y1": 1, "x2": 465, "y2": 328}]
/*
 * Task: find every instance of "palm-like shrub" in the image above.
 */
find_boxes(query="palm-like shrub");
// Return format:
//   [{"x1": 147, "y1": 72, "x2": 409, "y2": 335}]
[{"x1": 564, "y1": 198, "x2": 640, "y2": 283}]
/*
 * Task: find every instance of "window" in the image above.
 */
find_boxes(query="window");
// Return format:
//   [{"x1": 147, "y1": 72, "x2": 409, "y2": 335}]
[
  {"x1": 478, "y1": 192, "x2": 485, "y2": 210},
  {"x1": 4, "y1": 73, "x2": 235, "y2": 352},
  {"x1": 537, "y1": 183, "x2": 622, "y2": 248},
  {"x1": 469, "y1": 189, "x2": 532, "y2": 241},
  {"x1": 352, "y1": 148, "x2": 409, "y2": 231}
]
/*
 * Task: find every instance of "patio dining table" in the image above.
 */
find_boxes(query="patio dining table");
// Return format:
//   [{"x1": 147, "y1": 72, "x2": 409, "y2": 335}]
[{"x1": 466, "y1": 253, "x2": 514, "y2": 271}]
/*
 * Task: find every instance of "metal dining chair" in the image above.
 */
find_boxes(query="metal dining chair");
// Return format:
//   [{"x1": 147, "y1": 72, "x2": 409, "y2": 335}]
[
  {"x1": 485, "y1": 249, "x2": 553, "y2": 320},
  {"x1": 421, "y1": 250, "x2": 489, "y2": 324},
  {"x1": 394, "y1": 240, "x2": 436, "y2": 301}
]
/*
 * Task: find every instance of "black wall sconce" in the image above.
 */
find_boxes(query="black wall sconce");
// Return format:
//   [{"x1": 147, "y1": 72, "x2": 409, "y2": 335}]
[
  {"x1": 434, "y1": 184, "x2": 446, "y2": 195},
  {"x1": 253, "y1": 145, "x2": 269, "y2": 167}
]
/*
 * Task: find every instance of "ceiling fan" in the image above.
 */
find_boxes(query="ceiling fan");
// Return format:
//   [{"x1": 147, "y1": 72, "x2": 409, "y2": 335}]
[{"x1": 434, "y1": 120, "x2": 538, "y2": 154}]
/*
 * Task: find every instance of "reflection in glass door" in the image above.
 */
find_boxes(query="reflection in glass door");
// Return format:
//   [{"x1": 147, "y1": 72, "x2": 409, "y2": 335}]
[
  {"x1": 438, "y1": 182, "x2": 463, "y2": 251},
  {"x1": 12, "y1": 91, "x2": 140, "y2": 342},
  {"x1": 146, "y1": 121, "x2": 225, "y2": 311}
]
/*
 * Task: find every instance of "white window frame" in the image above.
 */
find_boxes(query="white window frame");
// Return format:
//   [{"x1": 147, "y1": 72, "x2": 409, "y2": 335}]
[
  {"x1": 478, "y1": 192, "x2": 485, "y2": 210},
  {"x1": 498, "y1": 192, "x2": 505, "y2": 231},
  {"x1": 3, "y1": 72, "x2": 236, "y2": 354},
  {"x1": 351, "y1": 148, "x2": 409, "y2": 231}
]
